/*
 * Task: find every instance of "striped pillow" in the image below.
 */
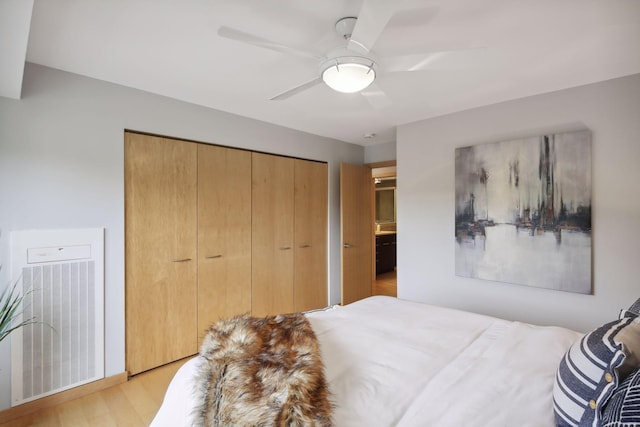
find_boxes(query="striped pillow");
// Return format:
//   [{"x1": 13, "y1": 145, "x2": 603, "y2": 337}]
[
  {"x1": 602, "y1": 366, "x2": 640, "y2": 426},
  {"x1": 620, "y1": 298, "x2": 640, "y2": 320},
  {"x1": 553, "y1": 302, "x2": 640, "y2": 427}
]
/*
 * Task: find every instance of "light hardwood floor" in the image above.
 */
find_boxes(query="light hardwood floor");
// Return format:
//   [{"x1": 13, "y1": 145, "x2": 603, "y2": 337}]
[
  {"x1": 0, "y1": 357, "x2": 193, "y2": 427},
  {"x1": 373, "y1": 269, "x2": 397, "y2": 297}
]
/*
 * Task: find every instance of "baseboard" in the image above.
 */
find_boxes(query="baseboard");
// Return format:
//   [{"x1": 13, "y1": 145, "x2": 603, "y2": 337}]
[{"x1": 0, "y1": 372, "x2": 128, "y2": 423}]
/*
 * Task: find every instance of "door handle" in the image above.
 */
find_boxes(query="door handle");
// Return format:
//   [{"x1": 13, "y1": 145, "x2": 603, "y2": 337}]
[
  {"x1": 205, "y1": 255, "x2": 223, "y2": 259},
  {"x1": 299, "y1": 244, "x2": 311, "y2": 248},
  {"x1": 343, "y1": 243, "x2": 352, "y2": 248},
  {"x1": 172, "y1": 258, "x2": 192, "y2": 262},
  {"x1": 279, "y1": 246, "x2": 292, "y2": 250}
]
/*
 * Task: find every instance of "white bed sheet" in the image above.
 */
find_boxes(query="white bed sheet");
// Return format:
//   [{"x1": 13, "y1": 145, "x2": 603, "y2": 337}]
[{"x1": 150, "y1": 296, "x2": 582, "y2": 427}]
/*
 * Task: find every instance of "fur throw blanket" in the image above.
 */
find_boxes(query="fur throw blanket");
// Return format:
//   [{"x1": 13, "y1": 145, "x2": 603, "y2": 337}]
[{"x1": 193, "y1": 313, "x2": 333, "y2": 427}]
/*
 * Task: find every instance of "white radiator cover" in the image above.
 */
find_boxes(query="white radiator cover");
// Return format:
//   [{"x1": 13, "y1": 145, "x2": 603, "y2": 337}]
[{"x1": 10, "y1": 229, "x2": 104, "y2": 406}]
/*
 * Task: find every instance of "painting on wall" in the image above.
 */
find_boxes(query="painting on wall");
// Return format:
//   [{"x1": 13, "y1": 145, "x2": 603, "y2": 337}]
[{"x1": 454, "y1": 129, "x2": 592, "y2": 294}]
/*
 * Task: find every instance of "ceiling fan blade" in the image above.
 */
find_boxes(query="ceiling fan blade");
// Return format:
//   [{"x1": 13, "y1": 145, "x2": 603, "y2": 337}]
[
  {"x1": 348, "y1": 0, "x2": 396, "y2": 53},
  {"x1": 218, "y1": 26, "x2": 322, "y2": 60},
  {"x1": 383, "y1": 47, "x2": 487, "y2": 72},
  {"x1": 383, "y1": 41, "x2": 485, "y2": 58},
  {"x1": 270, "y1": 77, "x2": 323, "y2": 101},
  {"x1": 360, "y1": 81, "x2": 392, "y2": 109}
]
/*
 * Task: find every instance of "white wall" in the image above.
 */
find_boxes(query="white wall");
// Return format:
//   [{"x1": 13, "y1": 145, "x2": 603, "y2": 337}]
[
  {"x1": 397, "y1": 73, "x2": 640, "y2": 334},
  {"x1": 0, "y1": 63, "x2": 363, "y2": 410},
  {"x1": 364, "y1": 141, "x2": 396, "y2": 164}
]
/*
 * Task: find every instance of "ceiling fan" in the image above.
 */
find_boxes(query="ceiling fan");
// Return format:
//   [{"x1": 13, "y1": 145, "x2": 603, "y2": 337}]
[{"x1": 217, "y1": 0, "x2": 473, "y2": 105}]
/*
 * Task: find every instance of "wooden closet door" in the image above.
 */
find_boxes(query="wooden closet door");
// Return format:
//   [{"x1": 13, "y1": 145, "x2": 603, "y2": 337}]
[
  {"x1": 294, "y1": 159, "x2": 328, "y2": 312},
  {"x1": 252, "y1": 153, "x2": 294, "y2": 316},
  {"x1": 125, "y1": 132, "x2": 197, "y2": 375},
  {"x1": 197, "y1": 144, "x2": 251, "y2": 338}
]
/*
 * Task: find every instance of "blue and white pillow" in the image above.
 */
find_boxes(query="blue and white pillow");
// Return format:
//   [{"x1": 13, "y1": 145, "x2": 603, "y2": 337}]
[
  {"x1": 553, "y1": 299, "x2": 640, "y2": 427},
  {"x1": 620, "y1": 298, "x2": 640, "y2": 320},
  {"x1": 601, "y1": 366, "x2": 640, "y2": 426}
]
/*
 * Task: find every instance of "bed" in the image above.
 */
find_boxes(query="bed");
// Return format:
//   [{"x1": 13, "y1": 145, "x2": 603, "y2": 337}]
[{"x1": 150, "y1": 295, "x2": 640, "y2": 427}]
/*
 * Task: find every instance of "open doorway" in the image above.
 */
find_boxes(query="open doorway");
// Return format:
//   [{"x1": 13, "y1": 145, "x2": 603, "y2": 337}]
[
  {"x1": 371, "y1": 164, "x2": 397, "y2": 297},
  {"x1": 339, "y1": 161, "x2": 396, "y2": 305}
]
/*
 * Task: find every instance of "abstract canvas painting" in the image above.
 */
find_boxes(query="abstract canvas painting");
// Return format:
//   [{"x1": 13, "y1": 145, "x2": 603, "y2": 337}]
[{"x1": 455, "y1": 129, "x2": 592, "y2": 294}]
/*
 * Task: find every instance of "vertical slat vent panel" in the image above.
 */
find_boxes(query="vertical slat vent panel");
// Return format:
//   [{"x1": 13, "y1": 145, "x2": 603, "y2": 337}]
[
  {"x1": 11, "y1": 228, "x2": 104, "y2": 406},
  {"x1": 20, "y1": 261, "x2": 97, "y2": 400}
]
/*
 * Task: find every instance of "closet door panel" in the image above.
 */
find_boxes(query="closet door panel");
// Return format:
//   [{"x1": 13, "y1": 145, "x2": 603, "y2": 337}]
[
  {"x1": 197, "y1": 145, "x2": 251, "y2": 338},
  {"x1": 125, "y1": 132, "x2": 197, "y2": 375},
  {"x1": 294, "y1": 160, "x2": 328, "y2": 312},
  {"x1": 252, "y1": 153, "x2": 294, "y2": 316}
]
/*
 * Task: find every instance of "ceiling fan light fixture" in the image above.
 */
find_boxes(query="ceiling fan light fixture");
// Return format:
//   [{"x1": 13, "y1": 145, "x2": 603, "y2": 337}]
[{"x1": 321, "y1": 57, "x2": 376, "y2": 94}]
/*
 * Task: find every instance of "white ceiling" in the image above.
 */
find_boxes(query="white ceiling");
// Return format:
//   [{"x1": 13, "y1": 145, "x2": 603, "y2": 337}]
[{"x1": 4, "y1": 0, "x2": 640, "y2": 146}]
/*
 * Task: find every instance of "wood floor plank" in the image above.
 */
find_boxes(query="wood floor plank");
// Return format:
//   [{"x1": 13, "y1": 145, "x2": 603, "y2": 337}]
[
  {"x1": 373, "y1": 270, "x2": 397, "y2": 297},
  {"x1": 79, "y1": 393, "x2": 110, "y2": 421},
  {"x1": 0, "y1": 413, "x2": 37, "y2": 427},
  {"x1": 55, "y1": 397, "x2": 89, "y2": 426},
  {"x1": 119, "y1": 378, "x2": 157, "y2": 423},
  {"x1": 85, "y1": 413, "x2": 118, "y2": 427},
  {"x1": 0, "y1": 358, "x2": 191, "y2": 427},
  {"x1": 101, "y1": 385, "x2": 145, "y2": 426},
  {"x1": 25, "y1": 407, "x2": 60, "y2": 427},
  {"x1": 140, "y1": 357, "x2": 193, "y2": 404}
]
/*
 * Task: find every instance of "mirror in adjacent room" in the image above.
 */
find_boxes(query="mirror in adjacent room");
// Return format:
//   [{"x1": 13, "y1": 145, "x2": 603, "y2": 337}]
[{"x1": 375, "y1": 177, "x2": 396, "y2": 225}]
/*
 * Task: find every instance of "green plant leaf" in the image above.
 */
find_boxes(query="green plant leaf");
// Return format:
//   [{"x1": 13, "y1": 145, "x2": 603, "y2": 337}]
[{"x1": 0, "y1": 281, "x2": 39, "y2": 342}]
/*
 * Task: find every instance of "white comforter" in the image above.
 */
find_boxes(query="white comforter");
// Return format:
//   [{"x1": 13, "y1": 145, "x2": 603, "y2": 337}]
[{"x1": 151, "y1": 296, "x2": 582, "y2": 427}]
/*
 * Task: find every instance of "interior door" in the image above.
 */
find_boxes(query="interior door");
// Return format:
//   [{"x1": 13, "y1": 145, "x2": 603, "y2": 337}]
[
  {"x1": 197, "y1": 144, "x2": 252, "y2": 340},
  {"x1": 125, "y1": 132, "x2": 198, "y2": 375},
  {"x1": 340, "y1": 162, "x2": 373, "y2": 305}
]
